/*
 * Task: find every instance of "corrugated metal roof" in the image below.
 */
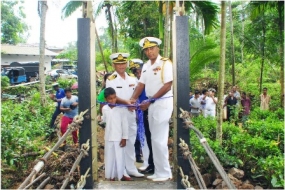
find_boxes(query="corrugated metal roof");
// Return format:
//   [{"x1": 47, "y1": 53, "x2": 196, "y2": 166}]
[{"x1": 1, "y1": 44, "x2": 58, "y2": 56}]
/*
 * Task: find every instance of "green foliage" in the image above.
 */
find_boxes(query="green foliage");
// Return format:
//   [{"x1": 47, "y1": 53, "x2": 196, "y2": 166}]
[
  {"x1": 2, "y1": 85, "x2": 40, "y2": 96},
  {"x1": 1, "y1": 76, "x2": 10, "y2": 88},
  {"x1": 56, "y1": 42, "x2": 77, "y2": 62},
  {"x1": 190, "y1": 112, "x2": 284, "y2": 188},
  {"x1": 1, "y1": 1, "x2": 29, "y2": 44},
  {"x1": 189, "y1": 31, "x2": 219, "y2": 82},
  {"x1": 56, "y1": 78, "x2": 77, "y2": 89},
  {"x1": 1, "y1": 92, "x2": 54, "y2": 169}
]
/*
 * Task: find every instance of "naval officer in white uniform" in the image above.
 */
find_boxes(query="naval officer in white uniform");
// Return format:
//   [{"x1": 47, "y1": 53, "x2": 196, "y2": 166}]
[
  {"x1": 106, "y1": 53, "x2": 144, "y2": 180},
  {"x1": 130, "y1": 37, "x2": 173, "y2": 181}
]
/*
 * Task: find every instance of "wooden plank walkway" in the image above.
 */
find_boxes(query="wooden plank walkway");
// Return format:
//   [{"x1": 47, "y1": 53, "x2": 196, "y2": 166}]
[{"x1": 95, "y1": 181, "x2": 176, "y2": 189}]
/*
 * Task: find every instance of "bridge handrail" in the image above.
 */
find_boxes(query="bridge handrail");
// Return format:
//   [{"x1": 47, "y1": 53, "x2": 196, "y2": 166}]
[{"x1": 179, "y1": 108, "x2": 236, "y2": 190}]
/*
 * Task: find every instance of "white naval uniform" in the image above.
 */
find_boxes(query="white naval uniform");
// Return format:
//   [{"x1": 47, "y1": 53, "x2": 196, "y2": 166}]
[
  {"x1": 106, "y1": 71, "x2": 139, "y2": 175},
  {"x1": 142, "y1": 134, "x2": 149, "y2": 168},
  {"x1": 139, "y1": 55, "x2": 173, "y2": 179},
  {"x1": 204, "y1": 96, "x2": 217, "y2": 117},
  {"x1": 102, "y1": 105, "x2": 128, "y2": 180}
]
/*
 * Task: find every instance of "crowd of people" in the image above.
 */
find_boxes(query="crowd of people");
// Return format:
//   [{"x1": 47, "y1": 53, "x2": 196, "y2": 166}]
[{"x1": 188, "y1": 85, "x2": 271, "y2": 124}]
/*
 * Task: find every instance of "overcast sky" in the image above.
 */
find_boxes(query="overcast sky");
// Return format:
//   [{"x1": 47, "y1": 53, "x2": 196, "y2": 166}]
[{"x1": 23, "y1": 0, "x2": 107, "y2": 48}]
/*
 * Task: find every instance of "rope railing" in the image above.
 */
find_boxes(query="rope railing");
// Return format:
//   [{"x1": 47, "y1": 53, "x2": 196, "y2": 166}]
[
  {"x1": 179, "y1": 108, "x2": 236, "y2": 189},
  {"x1": 60, "y1": 139, "x2": 90, "y2": 189},
  {"x1": 76, "y1": 167, "x2": 91, "y2": 189},
  {"x1": 179, "y1": 138, "x2": 207, "y2": 189},
  {"x1": 18, "y1": 109, "x2": 89, "y2": 190}
]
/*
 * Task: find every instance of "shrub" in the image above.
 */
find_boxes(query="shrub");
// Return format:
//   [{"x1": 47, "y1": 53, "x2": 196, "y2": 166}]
[
  {"x1": 1, "y1": 92, "x2": 54, "y2": 168},
  {"x1": 189, "y1": 112, "x2": 284, "y2": 188}
]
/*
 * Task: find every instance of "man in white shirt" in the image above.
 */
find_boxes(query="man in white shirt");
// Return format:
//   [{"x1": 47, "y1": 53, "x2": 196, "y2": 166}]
[
  {"x1": 106, "y1": 53, "x2": 144, "y2": 180},
  {"x1": 130, "y1": 37, "x2": 173, "y2": 182},
  {"x1": 203, "y1": 88, "x2": 218, "y2": 118},
  {"x1": 190, "y1": 90, "x2": 201, "y2": 117}
]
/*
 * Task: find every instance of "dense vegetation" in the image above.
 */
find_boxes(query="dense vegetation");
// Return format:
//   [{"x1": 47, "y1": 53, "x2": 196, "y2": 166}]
[{"x1": 190, "y1": 108, "x2": 284, "y2": 188}]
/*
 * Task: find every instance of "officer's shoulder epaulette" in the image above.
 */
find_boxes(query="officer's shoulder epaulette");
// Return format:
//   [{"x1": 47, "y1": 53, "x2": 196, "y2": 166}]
[
  {"x1": 161, "y1": 57, "x2": 172, "y2": 64},
  {"x1": 127, "y1": 73, "x2": 135, "y2": 77},
  {"x1": 161, "y1": 57, "x2": 169, "y2": 61},
  {"x1": 108, "y1": 74, "x2": 117, "y2": 80}
]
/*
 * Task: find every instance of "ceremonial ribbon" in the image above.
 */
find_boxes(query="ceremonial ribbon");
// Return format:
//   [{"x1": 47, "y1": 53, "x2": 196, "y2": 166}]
[{"x1": 97, "y1": 96, "x2": 173, "y2": 147}]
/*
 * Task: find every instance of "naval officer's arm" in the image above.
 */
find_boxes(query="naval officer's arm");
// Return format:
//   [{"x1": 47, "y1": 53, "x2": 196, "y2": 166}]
[
  {"x1": 150, "y1": 81, "x2": 172, "y2": 100},
  {"x1": 130, "y1": 82, "x2": 145, "y2": 103}
]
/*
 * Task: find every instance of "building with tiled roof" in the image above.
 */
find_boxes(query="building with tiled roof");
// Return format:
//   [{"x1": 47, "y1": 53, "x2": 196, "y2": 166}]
[{"x1": 1, "y1": 44, "x2": 58, "y2": 71}]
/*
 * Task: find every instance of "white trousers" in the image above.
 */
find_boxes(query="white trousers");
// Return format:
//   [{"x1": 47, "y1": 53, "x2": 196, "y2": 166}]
[
  {"x1": 124, "y1": 110, "x2": 139, "y2": 174},
  {"x1": 204, "y1": 109, "x2": 216, "y2": 118},
  {"x1": 104, "y1": 141, "x2": 125, "y2": 180},
  {"x1": 142, "y1": 134, "x2": 149, "y2": 167},
  {"x1": 148, "y1": 97, "x2": 173, "y2": 178}
]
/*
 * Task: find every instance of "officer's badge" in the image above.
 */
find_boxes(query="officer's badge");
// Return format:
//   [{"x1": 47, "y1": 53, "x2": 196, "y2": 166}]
[
  {"x1": 144, "y1": 38, "x2": 151, "y2": 47},
  {"x1": 153, "y1": 66, "x2": 161, "y2": 75},
  {"x1": 108, "y1": 74, "x2": 117, "y2": 80},
  {"x1": 127, "y1": 73, "x2": 135, "y2": 77},
  {"x1": 129, "y1": 61, "x2": 140, "y2": 69},
  {"x1": 117, "y1": 54, "x2": 124, "y2": 61}
]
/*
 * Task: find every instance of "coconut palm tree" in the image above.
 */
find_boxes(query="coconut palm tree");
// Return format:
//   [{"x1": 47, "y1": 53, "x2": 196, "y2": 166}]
[
  {"x1": 217, "y1": 0, "x2": 226, "y2": 144},
  {"x1": 38, "y1": 0, "x2": 48, "y2": 106},
  {"x1": 61, "y1": 0, "x2": 109, "y2": 72}
]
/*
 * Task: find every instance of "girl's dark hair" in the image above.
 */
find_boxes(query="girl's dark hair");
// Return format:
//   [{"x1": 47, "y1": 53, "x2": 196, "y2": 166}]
[
  {"x1": 104, "y1": 73, "x2": 112, "y2": 82},
  {"x1": 64, "y1": 87, "x2": 72, "y2": 93},
  {"x1": 102, "y1": 73, "x2": 112, "y2": 90},
  {"x1": 104, "y1": 87, "x2": 116, "y2": 98}
]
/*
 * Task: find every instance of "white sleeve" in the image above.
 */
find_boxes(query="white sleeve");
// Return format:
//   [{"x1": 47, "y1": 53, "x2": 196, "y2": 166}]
[
  {"x1": 102, "y1": 106, "x2": 107, "y2": 122},
  {"x1": 163, "y1": 61, "x2": 173, "y2": 83},
  {"x1": 106, "y1": 79, "x2": 111, "y2": 88},
  {"x1": 138, "y1": 64, "x2": 147, "y2": 84},
  {"x1": 121, "y1": 112, "x2": 128, "y2": 139}
]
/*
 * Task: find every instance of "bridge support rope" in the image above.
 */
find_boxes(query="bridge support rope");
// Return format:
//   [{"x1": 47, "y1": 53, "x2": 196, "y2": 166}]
[
  {"x1": 18, "y1": 109, "x2": 89, "y2": 189},
  {"x1": 179, "y1": 108, "x2": 236, "y2": 189}
]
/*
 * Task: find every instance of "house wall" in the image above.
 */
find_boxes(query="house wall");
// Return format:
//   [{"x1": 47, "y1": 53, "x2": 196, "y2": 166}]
[{"x1": 1, "y1": 55, "x2": 52, "y2": 71}]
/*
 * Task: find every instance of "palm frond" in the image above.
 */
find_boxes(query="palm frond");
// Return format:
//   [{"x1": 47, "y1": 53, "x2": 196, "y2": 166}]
[
  {"x1": 61, "y1": 1, "x2": 82, "y2": 20},
  {"x1": 94, "y1": 0, "x2": 104, "y2": 19},
  {"x1": 190, "y1": 1, "x2": 220, "y2": 35}
]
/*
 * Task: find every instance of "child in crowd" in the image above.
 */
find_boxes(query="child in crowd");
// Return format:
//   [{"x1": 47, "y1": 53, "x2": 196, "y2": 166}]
[{"x1": 99, "y1": 87, "x2": 128, "y2": 181}]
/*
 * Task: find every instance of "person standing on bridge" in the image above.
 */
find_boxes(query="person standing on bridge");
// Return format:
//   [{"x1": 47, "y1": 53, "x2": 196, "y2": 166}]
[
  {"x1": 129, "y1": 58, "x2": 154, "y2": 174},
  {"x1": 99, "y1": 87, "x2": 128, "y2": 181},
  {"x1": 130, "y1": 37, "x2": 173, "y2": 182},
  {"x1": 106, "y1": 53, "x2": 144, "y2": 180}
]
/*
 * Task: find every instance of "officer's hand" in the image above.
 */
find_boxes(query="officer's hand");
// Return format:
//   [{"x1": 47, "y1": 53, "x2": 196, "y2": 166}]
[
  {"x1": 120, "y1": 139, "x2": 126, "y2": 147},
  {"x1": 126, "y1": 100, "x2": 136, "y2": 112},
  {"x1": 140, "y1": 101, "x2": 150, "y2": 111},
  {"x1": 130, "y1": 98, "x2": 137, "y2": 104}
]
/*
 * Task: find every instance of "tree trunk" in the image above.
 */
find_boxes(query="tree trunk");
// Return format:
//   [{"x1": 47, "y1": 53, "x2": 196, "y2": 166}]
[
  {"x1": 106, "y1": 4, "x2": 115, "y2": 53},
  {"x1": 111, "y1": 6, "x2": 118, "y2": 52},
  {"x1": 229, "y1": 1, "x2": 235, "y2": 85},
  {"x1": 241, "y1": 2, "x2": 245, "y2": 64},
  {"x1": 217, "y1": 1, "x2": 226, "y2": 145},
  {"x1": 159, "y1": 2, "x2": 164, "y2": 40},
  {"x1": 169, "y1": 3, "x2": 173, "y2": 61},
  {"x1": 163, "y1": 0, "x2": 170, "y2": 57},
  {"x1": 259, "y1": 15, "x2": 266, "y2": 94},
  {"x1": 277, "y1": 2, "x2": 284, "y2": 107},
  {"x1": 95, "y1": 25, "x2": 108, "y2": 72},
  {"x1": 39, "y1": 0, "x2": 48, "y2": 106}
]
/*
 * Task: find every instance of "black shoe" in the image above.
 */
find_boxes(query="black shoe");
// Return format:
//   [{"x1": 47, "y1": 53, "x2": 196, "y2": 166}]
[
  {"x1": 141, "y1": 166, "x2": 155, "y2": 174},
  {"x1": 136, "y1": 158, "x2": 144, "y2": 163}
]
